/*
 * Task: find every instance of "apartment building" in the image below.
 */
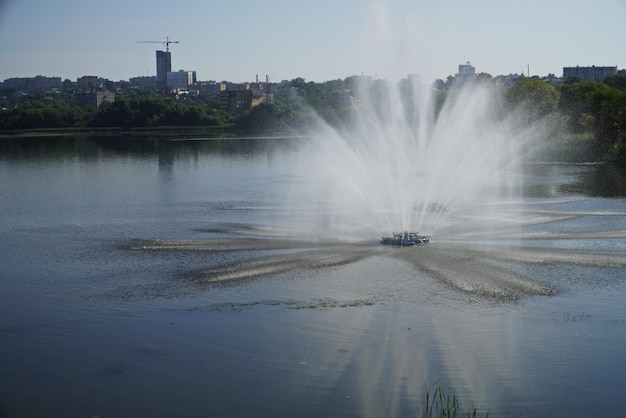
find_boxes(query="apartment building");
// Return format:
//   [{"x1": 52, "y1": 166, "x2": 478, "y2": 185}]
[{"x1": 563, "y1": 65, "x2": 617, "y2": 82}]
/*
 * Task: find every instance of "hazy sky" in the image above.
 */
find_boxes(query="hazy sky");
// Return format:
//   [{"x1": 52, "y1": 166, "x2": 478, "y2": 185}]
[{"x1": 1, "y1": 0, "x2": 624, "y2": 84}]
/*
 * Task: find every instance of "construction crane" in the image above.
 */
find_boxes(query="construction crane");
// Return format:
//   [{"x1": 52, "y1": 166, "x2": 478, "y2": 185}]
[{"x1": 136, "y1": 36, "x2": 179, "y2": 52}]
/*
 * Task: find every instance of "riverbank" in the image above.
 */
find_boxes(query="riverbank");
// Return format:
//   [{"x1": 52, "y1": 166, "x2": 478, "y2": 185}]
[{"x1": 0, "y1": 125, "x2": 234, "y2": 139}]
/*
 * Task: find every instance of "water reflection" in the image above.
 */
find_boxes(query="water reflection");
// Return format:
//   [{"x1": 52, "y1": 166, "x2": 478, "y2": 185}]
[
  {"x1": 566, "y1": 163, "x2": 626, "y2": 197},
  {"x1": 0, "y1": 134, "x2": 300, "y2": 163}
]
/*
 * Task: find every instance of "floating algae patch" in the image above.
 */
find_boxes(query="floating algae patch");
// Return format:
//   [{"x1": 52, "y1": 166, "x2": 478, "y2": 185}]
[
  {"x1": 125, "y1": 236, "x2": 343, "y2": 252},
  {"x1": 126, "y1": 238, "x2": 313, "y2": 252},
  {"x1": 186, "y1": 299, "x2": 375, "y2": 312},
  {"x1": 187, "y1": 303, "x2": 246, "y2": 312},
  {"x1": 186, "y1": 301, "x2": 296, "y2": 312},
  {"x1": 97, "y1": 281, "x2": 201, "y2": 302},
  {"x1": 291, "y1": 299, "x2": 375, "y2": 310}
]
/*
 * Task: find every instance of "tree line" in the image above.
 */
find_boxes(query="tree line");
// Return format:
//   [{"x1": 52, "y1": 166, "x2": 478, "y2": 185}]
[
  {"x1": 0, "y1": 91, "x2": 231, "y2": 131},
  {"x1": 2, "y1": 71, "x2": 626, "y2": 164}
]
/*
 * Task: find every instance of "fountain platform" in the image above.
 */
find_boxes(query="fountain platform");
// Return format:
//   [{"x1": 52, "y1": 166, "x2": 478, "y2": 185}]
[{"x1": 380, "y1": 232, "x2": 432, "y2": 246}]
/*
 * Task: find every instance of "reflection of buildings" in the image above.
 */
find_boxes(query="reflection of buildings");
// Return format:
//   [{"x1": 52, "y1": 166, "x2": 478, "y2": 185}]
[{"x1": 563, "y1": 65, "x2": 617, "y2": 82}]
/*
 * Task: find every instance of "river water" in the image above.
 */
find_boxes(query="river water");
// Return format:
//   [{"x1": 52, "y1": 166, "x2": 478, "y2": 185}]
[{"x1": 1, "y1": 135, "x2": 625, "y2": 418}]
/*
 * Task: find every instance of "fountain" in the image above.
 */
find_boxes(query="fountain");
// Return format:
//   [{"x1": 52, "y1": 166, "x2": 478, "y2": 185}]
[
  {"x1": 289, "y1": 76, "x2": 534, "y2": 243},
  {"x1": 123, "y1": 1, "x2": 625, "y2": 303},
  {"x1": 278, "y1": 1, "x2": 559, "y2": 245}
]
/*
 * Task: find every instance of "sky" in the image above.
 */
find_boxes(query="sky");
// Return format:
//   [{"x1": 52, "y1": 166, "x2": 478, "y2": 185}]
[{"x1": 0, "y1": 0, "x2": 625, "y2": 84}]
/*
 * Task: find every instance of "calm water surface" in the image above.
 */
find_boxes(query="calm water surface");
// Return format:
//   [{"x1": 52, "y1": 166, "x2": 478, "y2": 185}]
[{"x1": 1, "y1": 136, "x2": 625, "y2": 418}]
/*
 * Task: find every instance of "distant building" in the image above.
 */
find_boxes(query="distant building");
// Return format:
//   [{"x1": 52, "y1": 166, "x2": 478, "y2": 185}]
[
  {"x1": 166, "y1": 70, "x2": 196, "y2": 90},
  {"x1": 219, "y1": 79, "x2": 270, "y2": 115},
  {"x1": 220, "y1": 84, "x2": 253, "y2": 115},
  {"x1": 75, "y1": 91, "x2": 115, "y2": 108},
  {"x1": 457, "y1": 62, "x2": 476, "y2": 79},
  {"x1": 494, "y1": 73, "x2": 523, "y2": 86},
  {"x1": 407, "y1": 73, "x2": 421, "y2": 86},
  {"x1": 250, "y1": 79, "x2": 271, "y2": 106},
  {"x1": 76, "y1": 75, "x2": 103, "y2": 91},
  {"x1": 156, "y1": 50, "x2": 172, "y2": 89},
  {"x1": 194, "y1": 81, "x2": 221, "y2": 94},
  {"x1": 129, "y1": 76, "x2": 157, "y2": 89},
  {"x1": 3, "y1": 76, "x2": 62, "y2": 92},
  {"x1": 563, "y1": 66, "x2": 617, "y2": 82}
]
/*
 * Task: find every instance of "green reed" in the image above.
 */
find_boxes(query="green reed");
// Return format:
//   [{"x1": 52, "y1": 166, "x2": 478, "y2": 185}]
[{"x1": 418, "y1": 385, "x2": 490, "y2": 418}]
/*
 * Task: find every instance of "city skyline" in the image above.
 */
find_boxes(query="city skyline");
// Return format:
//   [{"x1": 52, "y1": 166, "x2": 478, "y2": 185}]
[{"x1": 1, "y1": 0, "x2": 625, "y2": 84}]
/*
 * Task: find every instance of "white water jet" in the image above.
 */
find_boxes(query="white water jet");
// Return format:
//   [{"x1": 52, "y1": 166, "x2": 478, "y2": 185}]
[
  {"x1": 285, "y1": 2, "x2": 540, "y2": 242},
  {"x1": 291, "y1": 79, "x2": 534, "y2": 241}
]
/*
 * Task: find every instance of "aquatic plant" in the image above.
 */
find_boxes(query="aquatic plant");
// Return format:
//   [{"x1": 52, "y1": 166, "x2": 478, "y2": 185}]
[
  {"x1": 418, "y1": 385, "x2": 490, "y2": 418},
  {"x1": 185, "y1": 299, "x2": 375, "y2": 312}
]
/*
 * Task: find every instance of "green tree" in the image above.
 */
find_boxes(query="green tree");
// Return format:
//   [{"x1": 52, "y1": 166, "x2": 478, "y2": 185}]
[
  {"x1": 587, "y1": 87, "x2": 626, "y2": 162},
  {"x1": 558, "y1": 81, "x2": 626, "y2": 163},
  {"x1": 0, "y1": 97, "x2": 91, "y2": 129},
  {"x1": 234, "y1": 103, "x2": 291, "y2": 134},
  {"x1": 475, "y1": 72, "x2": 494, "y2": 84},
  {"x1": 603, "y1": 70, "x2": 626, "y2": 90},
  {"x1": 558, "y1": 81, "x2": 608, "y2": 133},
  {"x1": 61, "y1": 79, "x2": 75, "y2": 93},
  {"x1": 90, "y1": 99, "x2": 134, "y2": 128},
  {"x1": 505, "y1": 78, "x2": 559, "y2": 122}
]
